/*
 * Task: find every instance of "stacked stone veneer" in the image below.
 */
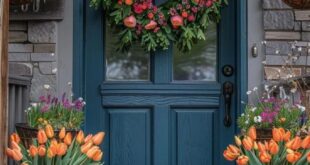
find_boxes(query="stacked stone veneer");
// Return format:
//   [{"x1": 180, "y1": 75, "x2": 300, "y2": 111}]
[
  {"x1": 9, "y1": 21, "x2": 57, "y2": 102},
  {"x1": 263, "y1": 0, "x2": 310, "y2": 64}
]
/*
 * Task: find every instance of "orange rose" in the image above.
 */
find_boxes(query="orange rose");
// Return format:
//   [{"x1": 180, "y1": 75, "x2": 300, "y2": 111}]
[
  {"x1": 37, "y1": 129, "x2": 48, "y2": 144},
  {"x1": 269, "y1": 140, "x2": 279, "y2": 155},
  {"x1": 59, "y1": 127, "x2": 66, "y2": 139},
  {"x1": 302, "y1": 136, "x2": 310, "y2": 149},
  {"x1": 286, "y1": 136, "x2": 302, "y2": 150},
  {"x1": 45, "y1": 124, "x2": 54, "y2": 138},
  {"x1": 247, "y1": 126, "x2": 257, "y2": 141},
  {"x1": 242, "y1": 136, "x2": 253, "y2": 151},
  {"x1": 236, "y1": 155, "x2": 249, "y2": 165},
  {"x1": 29, "y1": 145, "x2": 38, "y2": 157},
  {"x1": 76, "y1": 130, "x2": 85, "y2": 144},
  {"x1": 123, "y1": 15, "x2": 137, "y2": 28},
  {"x1": 124, "y1": 0, "x2": 133, "y2": 5},
  {"x1": 92, "y1": 132, "x2": 105, "y2": 145},
  {"x1": 38, "y1": 145, "x2": 46, "y2": 157},
  {"x1": 259, "y1": 152, "x2": 271, "y2": 163},
  {"x1": 10, "y1": 133, "x2": 20, "y2": 144},
  {"x1": 56, "y1": 143, "x2": 68, "y2": 156},
  {"x1": 64, "y1": 133, "x2": 72, "y2": 146},
  {"x1": 286, "y1": 150, "x2": 301, "y2": 163}
]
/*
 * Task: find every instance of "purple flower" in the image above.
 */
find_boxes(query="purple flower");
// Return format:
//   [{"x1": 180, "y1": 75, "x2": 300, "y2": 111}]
[
  {"x1": 261, "y1": 111, "x2": 277, "y2": 123},
  {"x1": 39, "y1": 95, "x2": 46, "y2": 102},
  {"x1": 40, "y1": 104, "x2": 50, "y2": 113},
  {"x1": 63, "y1": 99, "x2": 73, "y2": 109}
]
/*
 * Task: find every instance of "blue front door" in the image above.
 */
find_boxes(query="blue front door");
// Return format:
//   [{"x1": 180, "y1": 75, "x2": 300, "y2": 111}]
[{"x1": 74, "y1": 0, "x2": 245, "y2": 165}]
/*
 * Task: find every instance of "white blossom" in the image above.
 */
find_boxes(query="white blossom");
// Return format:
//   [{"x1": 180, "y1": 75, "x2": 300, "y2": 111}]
[
  {"x1": 241, "y1": 113, "x2": 245, "y2": 117},
  {"x1": 254, "y1": 116, "x2": 262, "y2": 123},
  {"x1": 297, "y1": 104, "x2": 306, "y2": 112},
  {"x1": 245, "y1": 120, "x2": 249, "y2": 124},
  {"x1": 246, "y1": 91, "x2": 252, "y2": 95},
  {"x1": 251, "y1": 107, "x2": 257, "y2": 112}
]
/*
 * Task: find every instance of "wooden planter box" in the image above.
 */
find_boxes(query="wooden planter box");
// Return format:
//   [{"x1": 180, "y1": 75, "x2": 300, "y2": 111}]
[
  {"x1": 10, "y1": 0, "x2": 32, "y2": 5},
  {"x1": 15, "y1": 123, "x2": 79, "y2": 148},
  {"x1": 282, "y1": 0, "x2": 310, "y2": 9}
]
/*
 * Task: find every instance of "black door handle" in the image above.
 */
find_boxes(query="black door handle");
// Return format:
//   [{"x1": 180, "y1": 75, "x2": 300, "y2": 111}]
[{"x1": 223, "y1": 81, "x2": 233, "y2": 127}]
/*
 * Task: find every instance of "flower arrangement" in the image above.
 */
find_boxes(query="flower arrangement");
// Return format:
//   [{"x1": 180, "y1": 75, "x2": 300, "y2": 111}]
[
  {"x1": 237, "y1": 87, "x2": 306, "y2": 133},
  {"x1": 6, "y1": 124, "x2": 105, "y2": 165},
  {"x1": 223, "y1": 126, "x2": 310, "y2": 165},
  {"x1": 26, "y1": 93, "x2": 85, "y2": 130},
  {"x1": 90, "y1": 0, "x2": 227, "y2": 52}
]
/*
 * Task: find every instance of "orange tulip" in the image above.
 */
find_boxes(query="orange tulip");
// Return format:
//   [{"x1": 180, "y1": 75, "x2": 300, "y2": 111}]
[
  {"x1": 93, "y1": 150, "x2": 103, "y2": 161},
  {"x1": 286, "y1": 150, "x2": 301, "y2": 163},
  {"x1": 10, "y1": 133, "x2": 20, "y2": 144},
  {"x1": 92, "y1": 132, "x2": 105, "y2": 145},
  {"x1": 242, "y1": 136, "x2": 253, "y2": 151},
  {"x1": 50, "y1": 139, "x2": 58, "y2": 146},
  {"x1": 259, "y1": 152, "x2": 271, "y2": 163},
  {"x1": 6, "y1": 148, "x2": 14, "y2": 158},
  {"x1": 236, "y1": 155, "x2": 249, "y2": 165},
  {"x1": 59, "y1": 127, "x2": 66, "y2": 139},
  {"x1": 84, "y1": 134, "x2": 93, "y2": 144},
  {"x1": 11, "y1": 141, "x2": 21, "y2": 151},
  {"x1": 286, "y1": 136, "x2": 302, "y2": 150},
  {"x1": 45, "y1": 124, "x2": 54, "y2": 138},
  {"x1": 12, "y1": 149, "x2": 23, "y2": 161},
  {"x1": 257, "y1": 142, "x2": 266, "y2": 152},
  {"x1": 38, "y1": 145, "x2": 46, "y2": 157},
  {"x1": 21, "y1": 162, "x2": 29, "y2": 165},
  {"x1": 283, "y1": 131, "x2": 291, "y2": 142},
  {"x1": 307, "y1": 152, "x2": 310, "y2": 162},
  {"x1": 56, "y1": 143, "x2": 68, "y2": 156},
  {"x1": 37, "y1": 129, "x2": 47, "y2": 144},
  {"x1": 47, "y1": 148, "x2": 56, "y2": 158},
  {"x1": 29, "y1": 145, "x2": 38, "y2": 157},
  {"x1": 302, "y1": 136, "x2": 310, "y2": 149},
  {"x1": 235, "y1": 136, "x2": 242, "y2": 146},
  {"x1": 269, "y1": 140, "x2": 279, "y2": 155},
  {"x1": 223, "y1": 145, "x2": 240, "y2": 161},
  {"x1": 81, "y1": 141, "x2": 93, "y2": 154},
  {"x1": 272, "y1": 128, "x2": 284, "y2": 142},
  {"x1": 76, "y1": 130, "x2": 85, "y2": 144},
  {"x1": 64, "y1": 132, "x2": 72, "y2": 145},
  {"x1": 247, "y1": 126, "x2": 257, "y2": 140},
  {"x1": 86, "y1": 146, "x2": 100, "y2": 158}
]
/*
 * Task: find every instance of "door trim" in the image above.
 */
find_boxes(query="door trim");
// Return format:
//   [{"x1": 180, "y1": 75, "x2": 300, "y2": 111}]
[{"x1": 72, "y1": 0, "x2": 248, "y2": 137}]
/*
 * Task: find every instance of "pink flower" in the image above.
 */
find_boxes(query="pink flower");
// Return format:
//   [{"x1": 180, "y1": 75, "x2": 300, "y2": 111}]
[
  {"x1": 123, "y1": 15, "x2": 137, "y2": 28},
  {"x1": 187, "y1": 14, "x2": 195, "y2": 22},
  {"x1": 153, "y1": 27, "x2": 160, "y2": 33},
  {"x1": 206, "y1": 0, "x2": 213, "y2": 7},
  {"x1": 144, "y1": 20, "x2": 157, "y2": 30},
  {"x1": 133, "y1": 4, "x2": 144, "y2": 14},
  {"x1": 170, "y1": 15, "x2": 183, "y2": 28}
]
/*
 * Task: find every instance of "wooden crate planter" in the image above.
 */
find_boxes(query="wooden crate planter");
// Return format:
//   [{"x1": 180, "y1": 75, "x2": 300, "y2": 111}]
[
  {"x1": 9, "y1": 0, "x2": 31, "y2": 5},
  {"x1": 282, "y1": 0, "x2": 310, "y2": 9}
]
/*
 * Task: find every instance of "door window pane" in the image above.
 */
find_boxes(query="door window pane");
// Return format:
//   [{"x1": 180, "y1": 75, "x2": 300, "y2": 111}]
[
  {"x1": 105, "y1": 26, "x2": 150, "y2": 81},
  {"x1": 173, "y1": 23, "x2": 217, "y2": 81}
]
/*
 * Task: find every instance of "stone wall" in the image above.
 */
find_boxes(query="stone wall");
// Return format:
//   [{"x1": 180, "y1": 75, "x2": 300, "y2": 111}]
[
  {"x1": 9, "y1": 21, "x2": 57, "y2": 102},
  {"x1": 263, "y1": 0, "x2": 310, "y2": 63}
]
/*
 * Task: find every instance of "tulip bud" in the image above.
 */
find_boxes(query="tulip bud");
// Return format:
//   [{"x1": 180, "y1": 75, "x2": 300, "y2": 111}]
[
  {"x1": 86, "y1": 146, "x2": 100, "y2": 159},
  {"x1": 84, "y1": 134, "x2": 93, "y2": 144},
  {"x1": 236, "y1": 155, "x2": 249, "y2": 165},
  {"x1": 302, "y1": 136, "x2": 310, "y2": 149},
  {"x1": 259, "y1": 152, "x2": 271, "y2": 163},
  {"x1": 247, "y1": 126, "x2": 257, "y2": 141},
  {"x1": 12, "y1": 149, "x2": 23, "y2": 161},
  {"x1": 29, "y1": 145, "x2": 38, "y2": 157},
  {"x1": 64, "y1": 132, "x2": 72, "y2": 146},
  {"x1": 92, "y1": 132, "x2": 105, "y2": 145},
  {"x1": 307, "y1": 152, "x2": 310, "y2": 162},
  {"x1": 21, "y1": 162, "x2": 29, "y2": 165},
  {"x1": 242, "y1": 136, "x2": 253, "y2": 151},
  {"x1": 269, "y1": 140, "x2": 279, "y2": 155},
  {"x1": 286, "y1": 151, "x2": 301, "y2": 163},
  {"x1": 56, "y1": 143, "x2": 68, "y2": 156},
  {"x1": 37, "y1": 129, "x2": 48, "y2": 144},
  {"x1": 59, "y1": 127, "x2": 66, "y2": 139},
  {"x1": 45, "y1": 124, "x2": 54, "y2": 138},
  {"x1": 10, "y1": 133, "x2": 21, "y2": 144},
  {"x1": 6, "y1": 148, "x2": 14, "y2": 158},
  {"x1": 93, "y1": 150, "x2": 103, "y2": 161},
  {"x1": 234, "y1": 136, "x2": 242, "y2": 146},
  {"x1": 11, "y1": 141, "x2": 21, "y2": 151},
  {"x1": 81, "y1": 142, "x2": 93, "y2": 154},
  {"x1": 47, "y1": 148, "x2": 56, "y2": 158},
  {"x1": 38, "y1": 145, "x2": 46, "y2": 157},
  {"x1": 253, "y1": 142, "x2": 258, "y2": 150},
  {"x1": 76, "y1": 130, "x2": 85, "y2": 144}
]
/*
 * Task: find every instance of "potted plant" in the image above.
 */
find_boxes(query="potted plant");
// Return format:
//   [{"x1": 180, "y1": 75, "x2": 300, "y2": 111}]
[
  {"x1": 238, "y1": 89, "x2": 306, "y2": 141},
  {"x1": 223, "y1": 126, "x2": 310, "y2": 165},
  {"x1": 15, "y1": 87, "x2": 86, "y2": 147},
  {"x1": 7, "y1": 125, "x2": 105, "y2": 164}
]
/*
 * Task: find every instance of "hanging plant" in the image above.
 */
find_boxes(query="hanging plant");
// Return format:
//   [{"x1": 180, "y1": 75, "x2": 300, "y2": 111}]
[
  {"x1": 282, "y1": 0, "x2": 310, "y2": 9},
  {"x1": 90, "y1": 0, "x2": 228, "y2": 52}
]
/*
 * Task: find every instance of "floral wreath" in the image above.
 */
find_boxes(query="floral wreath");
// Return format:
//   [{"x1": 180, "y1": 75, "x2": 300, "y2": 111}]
[{"x1": 90, "y1": 0, "x2": 228, "y2": 52}]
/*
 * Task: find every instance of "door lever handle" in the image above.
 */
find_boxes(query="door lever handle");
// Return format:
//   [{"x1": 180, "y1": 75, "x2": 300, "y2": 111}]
[{"x1": 223, "y1": 81, "x2": 233, "y2": 127}]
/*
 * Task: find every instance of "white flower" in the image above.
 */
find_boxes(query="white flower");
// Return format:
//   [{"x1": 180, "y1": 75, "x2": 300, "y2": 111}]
[
  {"x1": 297, "y1": 104, "x2": 306, "y2": 112},
  {"x1": 245, "y1": 120, "x2": 249, "y2": 124},
  {"x1": 82, "y1": 101, "x2": 86, "y2": 105},
  {"x1": 246, "y1": 91, "x2": 252, "y2": 95},
  {"x1": 78, "y1": 97, "x2": 83, "y2": 101},
  {"x1": 254, "y1": 116, "x2": 262, "y2": 123},
  {"x1": 31, "y1": 103, "x2": 37, "y2": 107},
  {"x1": 251, "y1": 107, "x2": 257, "y2": 112},
  {"x1": 43, "y1": 84, "x2": 50, "y2": 90},
  {"x1": 253, "y1": 87, "x2": 258, "y2": 91},
  {"x1": 241, "y1": 113, "x2": 245, "y2": 117}
]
